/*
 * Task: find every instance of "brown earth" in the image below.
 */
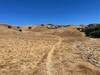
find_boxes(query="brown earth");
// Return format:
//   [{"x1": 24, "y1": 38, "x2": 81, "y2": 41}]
[{"x1": 0, "y1": 25, "x2": 100, "y2": 75}]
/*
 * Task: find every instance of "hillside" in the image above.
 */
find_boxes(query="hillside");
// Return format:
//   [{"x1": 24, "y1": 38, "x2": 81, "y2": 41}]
[{"x1": 0, "y1": 25, "x2": 100, "y2": 75}]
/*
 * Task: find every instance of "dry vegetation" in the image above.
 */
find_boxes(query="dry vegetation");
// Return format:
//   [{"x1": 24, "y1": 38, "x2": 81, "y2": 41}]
[{"x1": 0, "y1": 25, "x2": 100, "y2": 75}]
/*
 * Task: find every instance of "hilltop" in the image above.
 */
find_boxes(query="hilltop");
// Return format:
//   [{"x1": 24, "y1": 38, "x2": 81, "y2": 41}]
[{"x1": 0, "y1": 24, "x2": 100, "y2": 75}]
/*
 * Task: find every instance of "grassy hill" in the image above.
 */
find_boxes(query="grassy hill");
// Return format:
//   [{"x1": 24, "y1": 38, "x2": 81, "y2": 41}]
[{"x1": 0, "y1": 24, "x2": 100, "y2": 75}]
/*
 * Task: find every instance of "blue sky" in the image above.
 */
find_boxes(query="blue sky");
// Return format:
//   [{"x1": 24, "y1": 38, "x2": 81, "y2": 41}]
[{"x1": 0, "y1": 0, "x2": 100, "y2": 25}]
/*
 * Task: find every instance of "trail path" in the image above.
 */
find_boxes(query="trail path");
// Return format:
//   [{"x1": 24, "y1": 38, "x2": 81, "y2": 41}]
[{"x1": 46, "y1": 36, "x2": 62, "y2": 75}]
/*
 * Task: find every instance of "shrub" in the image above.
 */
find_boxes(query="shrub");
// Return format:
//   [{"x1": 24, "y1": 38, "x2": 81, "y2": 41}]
[
  {"x1": 18, "y1": 29, "x2": 22, "y2": 32},
  {"x1": 28, "y1": 26, "x2": 32, "y2": 29},
  {"x1": 77, "y1": 24, "x2": 100, "y2": 38},
  {"x1": 84, "y1": 28, "x2": 93, "y2": 36},
  {"x1": 89, "y1": 30, "x2": 100, "y2": 38},
  {"x1": 83, "y1": 24, "x2": 100, "y2": 38},
  {"x1": 8, "y1": 25, "x2": 12, "y2": 29}
]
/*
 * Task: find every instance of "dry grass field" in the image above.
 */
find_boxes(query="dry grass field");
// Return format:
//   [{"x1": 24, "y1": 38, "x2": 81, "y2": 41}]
[{"x1": 0, "y1": 25, "x2": 100, "y2": 75}]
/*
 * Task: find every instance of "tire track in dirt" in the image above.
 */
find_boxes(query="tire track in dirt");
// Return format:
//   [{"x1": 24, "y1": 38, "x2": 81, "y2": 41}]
[{"x1": 46, "y1": 36, "x2": 62, "y2": 75}]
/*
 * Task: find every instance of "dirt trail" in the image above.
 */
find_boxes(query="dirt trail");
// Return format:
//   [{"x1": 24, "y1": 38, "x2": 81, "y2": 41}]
[{"x1": 46, "y1": 36, "x2": 62, "y2": 75}]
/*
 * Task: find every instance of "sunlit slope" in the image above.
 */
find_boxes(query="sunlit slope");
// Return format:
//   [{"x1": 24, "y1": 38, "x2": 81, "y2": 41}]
[
  {"x1": 0, "y1": 25, "x2": 17, "y2": 34},
  {"x1": 0, "y1": 25, "x2": 100, "y2": 75}
]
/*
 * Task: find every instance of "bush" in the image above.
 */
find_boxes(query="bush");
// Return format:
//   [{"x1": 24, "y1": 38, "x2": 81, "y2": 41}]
[
  {"x1": 18, "y1": 29, "x2": 22, "y2": 32},
  {"x1": 28, "y1": 26, "x2": 32, "y2": 29},
  {"x1": 77, "y1": 24, "x2": 100, "y2": 38},
  {"x1": 84, "y1": 28, "x2": 94, "y2": 36},
  {"x1": 8, "y1": 25, "x2": 12, "y2": 29},
  {"x1": 89, "y1": 30, "x2": 100, "y2": 38},
  {"x1": 83, "y1": 24, "x2": 100, "y2": 38}
]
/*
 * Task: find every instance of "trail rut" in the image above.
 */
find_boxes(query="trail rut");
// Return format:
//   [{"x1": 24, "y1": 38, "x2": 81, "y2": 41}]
[{"x1": 46, "y1": 36, "x2": 62, "y2": 75}]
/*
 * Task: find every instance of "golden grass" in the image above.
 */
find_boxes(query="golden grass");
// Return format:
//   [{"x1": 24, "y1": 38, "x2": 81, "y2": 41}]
[{"x1": 0, "y1": 25, "x2": 100, "y2": 75}]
